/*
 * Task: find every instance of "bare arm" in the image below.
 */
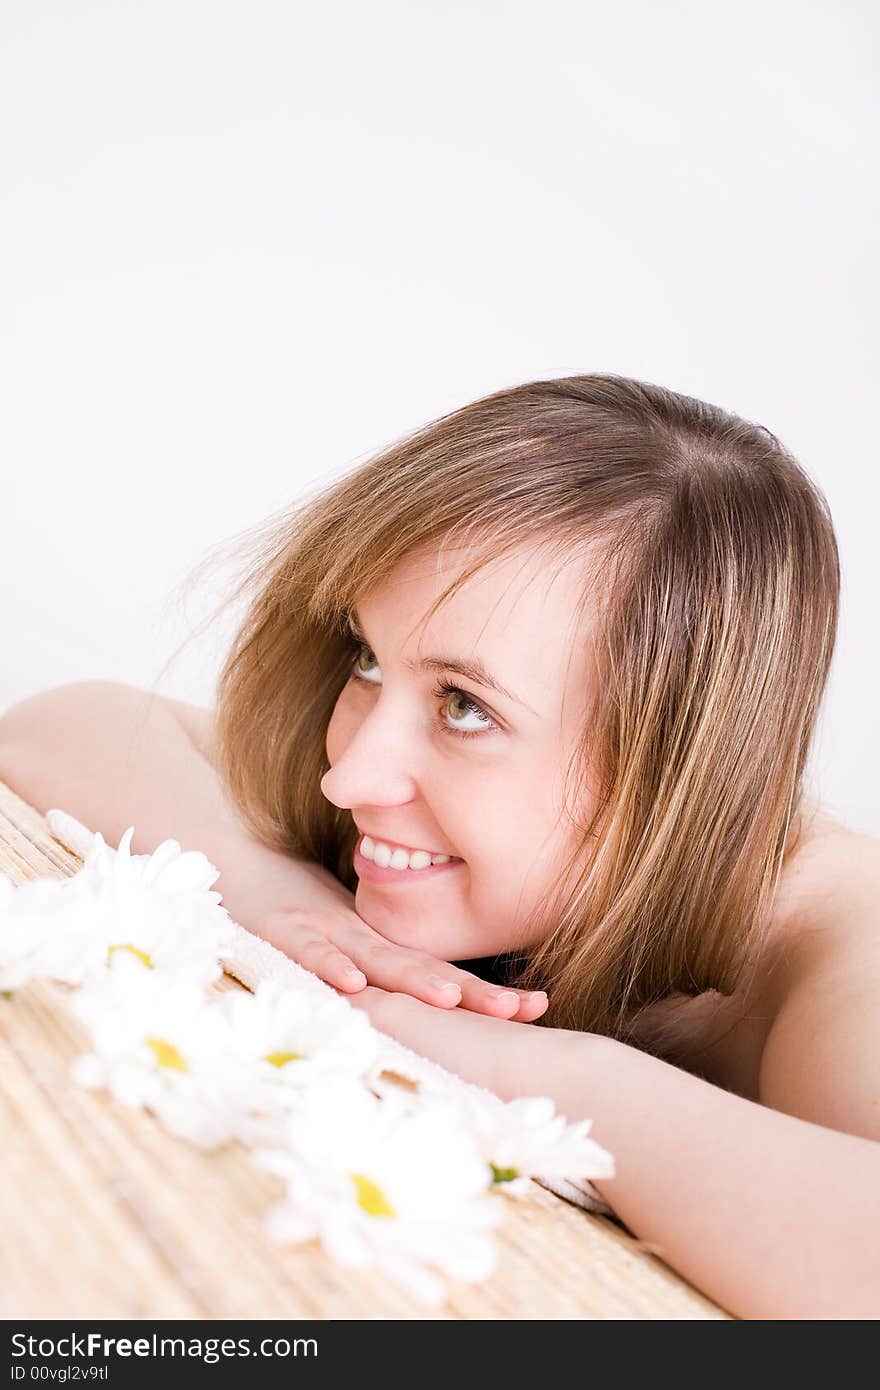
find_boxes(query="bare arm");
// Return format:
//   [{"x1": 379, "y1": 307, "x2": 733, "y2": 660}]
[
  {"x1": 347, "y1": 984, "x2": 880, "y2": 1319},
  {"x1": 528, "y1": 1026, "x2": 880, "y2": 1319},
  {"x1": 0, "y1": 680, "x2": 355, "y2": 931}
]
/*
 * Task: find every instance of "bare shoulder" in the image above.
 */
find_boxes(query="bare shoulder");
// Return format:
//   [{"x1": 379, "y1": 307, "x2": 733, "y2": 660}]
[
  {"x1": 772, "y1": 796, "x2": 880, "y2": 953},
  {"x1": 160, "y1": 694, "x2": 217, "y2": 764},
  {"x1": 0, "y1": 682, "x2": 218, "y2": 769},
  {"x1": 759, "y1": 798, "x2": 880, "y2": 1139}
]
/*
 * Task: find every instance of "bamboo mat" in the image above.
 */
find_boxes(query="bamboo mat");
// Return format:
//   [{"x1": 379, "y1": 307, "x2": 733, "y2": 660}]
[{"x1": 0, "y1": 779, "x2": 730, "y2": 1320}]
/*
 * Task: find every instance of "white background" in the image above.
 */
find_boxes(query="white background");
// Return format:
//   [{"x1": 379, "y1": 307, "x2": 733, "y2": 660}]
[{"x1": 2, "y1": 1, "x2": 877, "y2": 832}]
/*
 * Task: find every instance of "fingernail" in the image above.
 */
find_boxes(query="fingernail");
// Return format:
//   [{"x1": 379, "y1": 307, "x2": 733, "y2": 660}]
[
  {"x1": 487, "y1": 989, "x2": 518, "y2": 1004},
  {"x1": 429, "y1": 975, "x2": 461, "y2": 993},
  {"x1": 345, "y1": 965, "x2": 366, "y2": 978}
]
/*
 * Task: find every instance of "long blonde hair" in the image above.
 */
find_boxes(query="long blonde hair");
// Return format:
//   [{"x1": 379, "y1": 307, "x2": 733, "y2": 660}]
[{"x1": 168, "y1": 374, "x2": 840, "y2": 1038}]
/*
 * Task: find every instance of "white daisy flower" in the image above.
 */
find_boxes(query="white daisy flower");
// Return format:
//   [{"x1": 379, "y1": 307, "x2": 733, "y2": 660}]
[
  {"x1": 70, "y1": 955, "x2": 250, "y2": 1149},
  {"x1": 216, "y1": 980, "x2": 381, "y2": 1119},
  {"x1": 448, "y1": 1091, "x2": 616, "y2": 1195},
  {"x1": 0, "y1": 873, "x2": 67, "y2": 991},
  {"x1": 252, "y1": 1079, "x2": 501, "y2": 1307},
  {"x1": 0, "y1": 825, "x2": 232, "y2": 990}
]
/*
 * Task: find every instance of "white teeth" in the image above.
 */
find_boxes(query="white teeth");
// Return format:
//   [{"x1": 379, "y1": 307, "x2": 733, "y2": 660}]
[
  {"x1": 360, "y1": 835, "x2": 457, "y2": 871},
  {"x1": 372, "y1": 840, "x2": 392, "y2": 868}
]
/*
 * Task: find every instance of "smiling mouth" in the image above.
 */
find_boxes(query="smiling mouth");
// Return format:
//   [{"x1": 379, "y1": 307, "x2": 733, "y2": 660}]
[
  {"x1": 354, "y1": 829, "x2": 463, "y2": 864},
  {"x1": 353, "y1": 837, "x2": 465, "y2": 880}
]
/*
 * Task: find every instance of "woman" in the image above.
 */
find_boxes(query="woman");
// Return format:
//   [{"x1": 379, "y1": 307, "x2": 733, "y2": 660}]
[{"x1": 2, "y1": 373, "x2": 878, "y2": 1318}]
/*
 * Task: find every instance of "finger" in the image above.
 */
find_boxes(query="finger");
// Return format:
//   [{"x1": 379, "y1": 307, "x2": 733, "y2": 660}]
[
  {"x1": 355, "y1": 948, "x2": 547, "y2": 1019},
  {"x1": 344, "y1": 943, "x2": 465, "y2": 1009},
  {"x1": 260, "y1": 918, "x2": 367, "y2": 991},
  {"x1": 280, "y1": 914, "x2": 461, "y2": 1008},
  {"x1": 508, "y1": 991, "x2": 550, "y2": 1023},
  {"x1": 311, "y1": 913, "x2": 539, "y2": 1016},
  {"x1": 464, "y1": 986, "x2": 547, "y2": 1019},
  {"x1": 440, "y1": 969, "x2": 548, "y2": 1020},
  {"x1": 296, "y1": 939, "x2": 368, "y2": 991}
]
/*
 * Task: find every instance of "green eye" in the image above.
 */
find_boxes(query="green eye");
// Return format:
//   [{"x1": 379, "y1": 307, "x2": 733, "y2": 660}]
[{"x1": 345, "y1": 637, "x2": 498, "y2": 740}]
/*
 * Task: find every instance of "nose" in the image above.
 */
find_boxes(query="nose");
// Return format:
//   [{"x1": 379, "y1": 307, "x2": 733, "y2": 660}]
[{"x1": 321, "y1": 702, "x2": 420, "y2": 811}]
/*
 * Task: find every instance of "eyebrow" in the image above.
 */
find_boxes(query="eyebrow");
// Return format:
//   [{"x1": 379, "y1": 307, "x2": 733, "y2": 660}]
[{"x1": 346, "y1": 610, "x2": 537, "y2": 715}]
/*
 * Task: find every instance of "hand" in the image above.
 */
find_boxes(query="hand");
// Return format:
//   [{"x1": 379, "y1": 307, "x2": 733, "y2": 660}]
[
  {"x1": 258, "y1": 902, "x2": 548, "y2": 1021},
  {"x1": 343, "y1": 984, "x2": 534, "y2": 1096}
]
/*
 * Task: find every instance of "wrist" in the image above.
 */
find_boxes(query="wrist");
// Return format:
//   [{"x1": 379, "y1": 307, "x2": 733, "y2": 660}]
[
  {"x1": 207, "y1": 822, "x2": 354, "y2": 933},
  {"x1": 488, "y1": 1018, "x2": 597, "y2": 1109}
]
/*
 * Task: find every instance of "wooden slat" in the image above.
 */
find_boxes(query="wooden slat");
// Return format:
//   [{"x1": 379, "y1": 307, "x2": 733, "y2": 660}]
[{"x1": 0, "y1": 778, "x2": 730, "y2": 1319}]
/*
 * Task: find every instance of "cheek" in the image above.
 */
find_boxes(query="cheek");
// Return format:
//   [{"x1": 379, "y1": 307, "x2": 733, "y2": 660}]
[{"x1": 465, "y1": 779, "x2": 577, "y2": 901}]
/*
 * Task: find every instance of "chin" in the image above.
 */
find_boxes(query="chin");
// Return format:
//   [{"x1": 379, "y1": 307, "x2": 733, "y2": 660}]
[{"x1": 353, "y1": 889, "x2": 474, "y2": 958}]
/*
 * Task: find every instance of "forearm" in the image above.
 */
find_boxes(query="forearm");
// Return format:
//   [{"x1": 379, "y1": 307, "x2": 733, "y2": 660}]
[
  {"x1": 0, "y1": 681, "x2": 353, "y2": 934},
  {"x1": 500, "y1": 1027, "x2": 880, "y2": 1319}
]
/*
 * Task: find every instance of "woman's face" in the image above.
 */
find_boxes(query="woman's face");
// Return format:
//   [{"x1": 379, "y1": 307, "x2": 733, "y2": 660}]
[{"x1": 321, "y1": 539, "x2": 597, "y2": 961}]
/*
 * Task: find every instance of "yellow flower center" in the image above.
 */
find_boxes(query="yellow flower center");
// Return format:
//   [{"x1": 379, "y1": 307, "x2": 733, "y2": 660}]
[
  {"x1": 264, "y1": 1051, "x2": 302, "y2": 1067},
  {"x1": 490, "y1": 1164, "x2": 520, "y2": 1184},
  {"x1": 108, "y1": 944, "x2": 154, "y2": 969},
  {"x1": 146, "y1": 1037, "x2": 188, "y2": 1071},
  {"x1": 351, "y1": 1172, "x2": 396, "y2": 1217}
]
